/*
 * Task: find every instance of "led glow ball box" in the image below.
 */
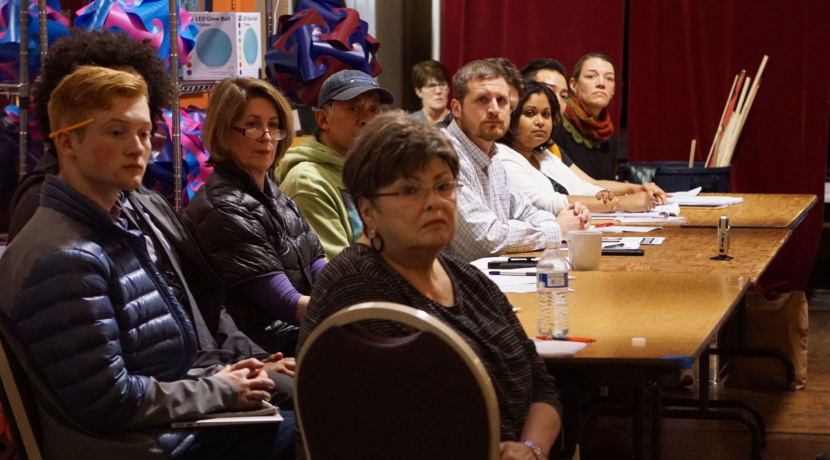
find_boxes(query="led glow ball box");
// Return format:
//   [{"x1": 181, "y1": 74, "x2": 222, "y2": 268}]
[{"x1": 184, "y1": 12, "x2": 262, "y2": 80}]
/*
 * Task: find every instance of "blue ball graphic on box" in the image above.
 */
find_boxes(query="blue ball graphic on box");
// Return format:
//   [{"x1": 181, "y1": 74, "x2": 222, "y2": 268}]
[
  {"x1": 243, "y1": 28, "x2": 258, "y2": 64},
  {"x1": 196, "y1": 28, "x2": 233, "y2": 67},
  {"x1": 185, "y1": 12, "x2": 261, "y2": 80}
]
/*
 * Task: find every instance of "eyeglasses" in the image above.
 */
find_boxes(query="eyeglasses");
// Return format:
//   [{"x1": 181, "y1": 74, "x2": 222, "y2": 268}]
[
  {"x1": 373, "y1": 181, "x2": 463, "y2": 203},
  {"x1": 48, "y1": 118, "x2": 94, "y2": 139},
  {"x1": 422, "y1": 82, "x2": 448, "y2": 92},
  {"x1": 232, "y1": 126, "x2": 287, "y2": 141}
]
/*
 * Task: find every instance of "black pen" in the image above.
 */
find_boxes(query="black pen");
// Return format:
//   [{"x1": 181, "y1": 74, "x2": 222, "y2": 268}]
[{"x1": 488, "y1": 271, "x2": 535, "y2": 276}]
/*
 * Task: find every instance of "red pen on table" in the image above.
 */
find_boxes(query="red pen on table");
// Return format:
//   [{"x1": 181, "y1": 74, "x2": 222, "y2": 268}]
[
  {"x1": 594, "y1": 223, "x2": 614, "y2": 228},
  {"x1": 536, "y1": 336, "x2": 596, "y2": 343}
]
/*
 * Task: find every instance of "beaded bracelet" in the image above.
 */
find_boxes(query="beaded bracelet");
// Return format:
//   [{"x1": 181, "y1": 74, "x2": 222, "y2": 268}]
[{"x1": 522, "y1": 440, "x2": 547, "y2": 460}]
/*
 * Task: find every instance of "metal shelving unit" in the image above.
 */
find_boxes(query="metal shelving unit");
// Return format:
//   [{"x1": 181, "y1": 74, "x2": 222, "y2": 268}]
[
  {"x1": 169, "y1": 4, "x2": 225, "y2": 210},
  {"x1": 8, "y1": 0, "x2": 49, "y2": 180},
  {"x1": 8, "y1": 0, "x2": 210, "y2": 210},
  {"x1": 167, "y1": 0, "x2": 183, "y2": 210},
  {"x1": 14, "y1": 0, "x2": 28, "y2": 179},
  {"x1": 9, "y1": 0, "x2": 245, "y2": 210},
  {"x1": 180, "y1": 81, "x2": 219, "y2": 96}
]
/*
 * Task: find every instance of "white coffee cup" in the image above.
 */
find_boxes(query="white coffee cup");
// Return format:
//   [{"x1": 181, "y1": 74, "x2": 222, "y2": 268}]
[{"x1": 567, "y1": 230, "x2": 602, "y2": 270}]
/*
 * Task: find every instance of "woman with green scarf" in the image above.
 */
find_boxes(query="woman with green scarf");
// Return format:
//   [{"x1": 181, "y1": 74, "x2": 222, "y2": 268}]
[{"x1": 553, "y1": 53, "x2": 620, "y2": 181}]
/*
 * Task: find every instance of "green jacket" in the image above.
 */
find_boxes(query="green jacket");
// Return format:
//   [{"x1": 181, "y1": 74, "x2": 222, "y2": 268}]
[{"x1": 276, "y1": 138, "x2": 362, "y2": 260}]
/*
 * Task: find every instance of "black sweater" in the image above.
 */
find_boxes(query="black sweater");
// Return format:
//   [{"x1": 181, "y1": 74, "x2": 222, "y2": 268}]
[{"x1": 300, "y1": 243, "x2": 562, "y2": 440}]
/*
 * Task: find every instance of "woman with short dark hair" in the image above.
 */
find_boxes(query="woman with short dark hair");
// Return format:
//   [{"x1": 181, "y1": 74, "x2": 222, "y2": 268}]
[
  {"x1": 300, "y1": 110, "x2": 562, "y2": 460},
  {"x1": 187, "y1": 78, "x2": 325, "y2": 352},
  {"x1": 410, "y1": 59, "x2": 452, "y2": 124}
]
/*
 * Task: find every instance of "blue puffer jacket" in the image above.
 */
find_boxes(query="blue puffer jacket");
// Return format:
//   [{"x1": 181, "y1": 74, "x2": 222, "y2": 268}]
[{"x1": 2, "y1": 175, "x2": 198, "y2": 434}]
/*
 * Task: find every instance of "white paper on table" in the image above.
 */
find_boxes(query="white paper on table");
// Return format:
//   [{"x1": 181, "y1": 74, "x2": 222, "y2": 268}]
[
  {"x1": 472, "y1": 258, "x2": 581, "y2": 293},
  {"x1": 471, "y1": 257, "x2": 534, "y2": 293},
  {"x1": 671, "y1": 187, "x2": 702, "y2": 196},
  {"x1": 670, "y1": 195, "x2": 743, "y2": 207},
  {"x1": 614, "y1": 216, "x2": 687, "y2": 224},
  {"x1": 592, "y1": 202, "x2": 680, "y2": 220},
  {"x1": 470, "y1": 257, "x2": 536, "y2": 272},
  {"x1": 470, "y1": 257, "x2": 504, "y2": 272},
  {"x1": 532, "y1": 338, "x2": 587, "y2": 356},
  {"x1": 652, "y1": 202, "x2": 681, "y2": 216},
  {"x1": 592, "y1": 225, "x2": 662, "y2": 233},
  {"x1": 666, "y1": 187, "x2": 742, "y2": 207},
  {"x1": 490, "y1": 276, "x2": 537, "y2": 293},
  {"x1": 638, "y1": 236, "x2": 665, "y2": 245},
  {"x1": 602, "y1": 237, "x2": 649, "y2": 249}
]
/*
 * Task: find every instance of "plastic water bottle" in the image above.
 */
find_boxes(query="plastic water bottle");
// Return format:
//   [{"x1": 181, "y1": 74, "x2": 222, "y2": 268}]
[{"x1": 537, "y1": 240, "x2": 569, "y2": 339}]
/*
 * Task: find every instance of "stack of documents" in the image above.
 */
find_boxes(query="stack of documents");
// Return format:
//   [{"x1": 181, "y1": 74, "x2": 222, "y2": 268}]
[
  {"x1": 591, "y1": 225, "x2": 662, "y2": 233},
  {"x1": 669, "y1": 187, "x2": 743, "y2": 207},
  {"x1": 671, "y1": 195, "x2": 743, "y2": 207},
  {"x1": 592, "y1": 202, "x2": 685, "y2": 224}
]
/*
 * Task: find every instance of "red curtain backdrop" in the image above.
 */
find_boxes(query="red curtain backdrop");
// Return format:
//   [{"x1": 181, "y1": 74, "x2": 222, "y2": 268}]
[
  {"x1": 443, "y1": 0, "x2": 829, "y2": 289},
  {"x1": 441, "y1": 0, "x2": 626, "y2": 124},
  {"x1": 627, "y1": 0, "x2": 830, "y2": 289}
]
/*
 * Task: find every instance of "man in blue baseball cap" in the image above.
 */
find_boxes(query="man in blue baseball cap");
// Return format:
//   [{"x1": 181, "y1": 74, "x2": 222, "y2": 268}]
[{"x1": 276, "y1": 70, "x2": 393, "y2": 260}]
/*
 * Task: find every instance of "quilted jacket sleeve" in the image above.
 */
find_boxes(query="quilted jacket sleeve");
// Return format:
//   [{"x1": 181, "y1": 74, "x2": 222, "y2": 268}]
[{"x1": 10, "y1": 248, "x2": 151, "y2": 434}]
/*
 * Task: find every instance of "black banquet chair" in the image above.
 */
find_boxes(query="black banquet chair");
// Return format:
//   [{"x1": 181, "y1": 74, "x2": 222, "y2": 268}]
[{"x1": 295, "y1": 301, "x2": 500, "y2": 460}]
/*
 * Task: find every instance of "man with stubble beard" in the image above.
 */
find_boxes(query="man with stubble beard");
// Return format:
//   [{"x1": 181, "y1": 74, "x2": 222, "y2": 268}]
[{"x1": 441, "y1": 59, "x2": 590, "y2": 262}]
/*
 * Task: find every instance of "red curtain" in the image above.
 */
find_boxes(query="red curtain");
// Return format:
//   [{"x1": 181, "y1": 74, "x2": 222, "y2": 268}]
[
  {"x1": 627, "y1": 0, "x2": 830, "y2": 289},
  {"x1": 443, "y1": 0, "x2": 829, "y2": 289},
  {"x1": 441, "y1": 0, "x2": 626, "y2": 124}
]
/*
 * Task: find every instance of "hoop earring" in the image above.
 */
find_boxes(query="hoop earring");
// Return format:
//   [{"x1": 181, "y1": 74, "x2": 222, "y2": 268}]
[{"x1": 368, "y1": 229, "x2": 385, "y2": 252}]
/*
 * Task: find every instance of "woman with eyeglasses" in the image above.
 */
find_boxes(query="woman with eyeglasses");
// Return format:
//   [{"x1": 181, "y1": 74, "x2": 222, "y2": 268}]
[
  {"x1": 187, "y1": 77, "x2": 326, "y2": 352},
  {"x1": 410, "y1": 59, "x2": 453, "y2": 125},
  {"x1": 299, "y1": 111, "x2": 562, "y2": 460}
]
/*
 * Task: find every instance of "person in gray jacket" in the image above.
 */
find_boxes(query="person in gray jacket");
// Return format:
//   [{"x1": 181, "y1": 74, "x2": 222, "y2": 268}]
[
  {"x1": 0, "y1": 66, "x2": 294, "y2": 458},
  {"x1": 7, "y1": 27, "x2": 298, "y2": 403}
]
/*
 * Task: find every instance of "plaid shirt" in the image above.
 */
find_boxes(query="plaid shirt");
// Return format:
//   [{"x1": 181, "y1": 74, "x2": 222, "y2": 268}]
[{"x1": 443, "y1": 120, "x2": 561, "y2": 262}]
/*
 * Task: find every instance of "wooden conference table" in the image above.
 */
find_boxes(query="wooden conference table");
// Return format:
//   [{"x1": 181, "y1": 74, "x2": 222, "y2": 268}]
[
  {"x1": 510, "y1": 271, "x2": 747, "y2": 362},
  {"x1": 506, "y1": 268, "x2": 758, "y2": 459},
  {"x1": 504, "y1": 193, "x2": 815, "y2": 459},
  {"x1": 680, "y1": 193, "x2": 816, "y2": 228},
  {"x1": 591, "y1": 193, "x2": 816, "y2": 229},
  {"x1": 597, "y1": 227, "x2": 790, "y2": 281}
]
